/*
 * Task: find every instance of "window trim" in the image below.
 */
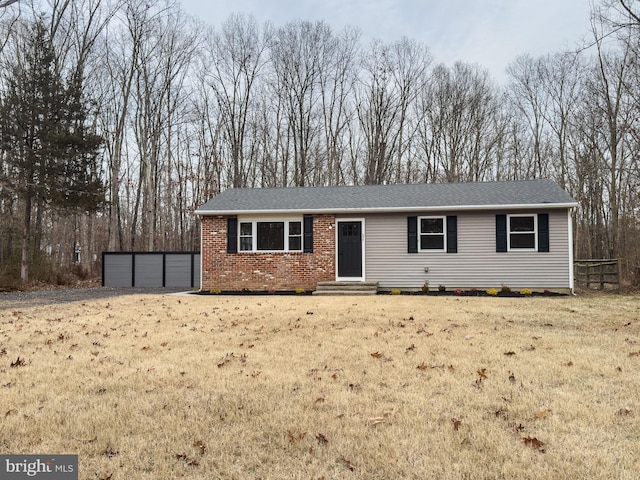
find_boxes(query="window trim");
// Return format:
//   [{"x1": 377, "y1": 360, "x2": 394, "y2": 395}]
[
  {"x1": 288, "y1": 221, "x2": 302, "y2": 251},
  {"x1": 239, "y1": 221, "x2": 253, "y2": 251},
  {"x1": 507, "y1": 213, "x2": 537, "y2": 252},
  {"x1": 418, "y1": 215, "x2": 447, "y2": 253},
  {"x1": 237, "y1": 218, "x2": 304, "y2": 253}
]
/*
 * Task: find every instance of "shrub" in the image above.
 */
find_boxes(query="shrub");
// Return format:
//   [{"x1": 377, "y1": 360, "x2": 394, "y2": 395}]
[
  {"x1": 421, "y1": 283, "x2": 429, "y2": 293},
  {"x1": 455, "y1": 289, "x2": 463, "y2": 295},
  {"x1": 486, "y1": 288, "x2": 499, "y2": 296},
  {"x1": 295, "y1": 287, "x2": 306, "y2": 294},
  {"x1": 438, "y1": 284, "x2": 446, "y2": 292},
  {"x1": 501, "y1": 285, "x2": 511, "y2": 293},
  {"x1": 209, "y1": 288, "x2": 221, "y2": 295},
  {"x1": 520, "y1": 288, "x2": 533, "y2": 296},
  {"x1": 391, "y1": 289, "x2": 401, "y2": 295}
]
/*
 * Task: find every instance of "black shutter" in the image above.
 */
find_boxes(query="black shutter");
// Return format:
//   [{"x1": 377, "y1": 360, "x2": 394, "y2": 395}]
[
  {"x1": 227, "y1": 217, "x2": 238, "y2": 253},
  {"x1": 446, "y1": 216, "x2": 457, "y2": 253},
  {"x1": 303, "y1": 215, "x2": 313, "y2": 253},
  {"x1": 408, "y1": 216, "x2": 418, "y2": 253},
  {"x1": 496, "y1": 214, "x2": 507, "y2": 252},
  {"x1": 538, "y1": 213, "x2": 549, "y2": 252}
]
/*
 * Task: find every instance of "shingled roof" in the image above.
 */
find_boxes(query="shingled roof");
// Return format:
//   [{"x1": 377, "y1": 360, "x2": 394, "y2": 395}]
[{"x1": 195, "y1": 179, "x2": 577, "y2": 215}]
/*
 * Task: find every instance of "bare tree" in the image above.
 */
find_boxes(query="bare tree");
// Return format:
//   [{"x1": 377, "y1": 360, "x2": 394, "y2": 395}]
[
  {"x1": 204, "y1": 14, "x2": 268, "y2": 188},
  {"x1": 121, "y1": 0, "x2": 199, "y2": 251},
  {"x1": 355, "y1": 37, "x2": 430, "y2": 185},
  {"x1": 268, "y1": 20, "x2": 332, "y2": 186},
  {"x1": 418, "y1": 62, "x2": 501, "y2": 183},
  {"x1": 538, "y1": 53, "x2": 584, "y2": 189},
  {"x1": 0, "y1": 0, "x2": 20, "y2": 7},
  {"x1": 317, "y1": 26, "x2": 360, "y2": 185},
  {"x1": 589, "y1": 16, "x2": 634, "y2": 258},
  {"x1": 506, "y1": 55, "x2": 553, "y2": 178}
]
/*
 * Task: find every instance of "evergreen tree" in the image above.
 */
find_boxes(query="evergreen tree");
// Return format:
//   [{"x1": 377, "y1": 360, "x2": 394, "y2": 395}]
[{"x1": 0, "y1": 18, "x2": 104, "y2": 283}]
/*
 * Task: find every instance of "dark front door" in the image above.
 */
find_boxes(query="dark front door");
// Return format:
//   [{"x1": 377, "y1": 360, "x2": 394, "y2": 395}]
[{"x1": 337, "y1": 221, "x2": 362, "y2": 278}]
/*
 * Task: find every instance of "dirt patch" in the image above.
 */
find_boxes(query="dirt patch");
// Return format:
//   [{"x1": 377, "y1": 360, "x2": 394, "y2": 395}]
[{"x1": 0, "y1": 287, "x2": 188, "y2": 310}]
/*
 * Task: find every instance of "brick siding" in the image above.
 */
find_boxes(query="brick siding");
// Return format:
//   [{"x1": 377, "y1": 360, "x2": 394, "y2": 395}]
[{"x1": 200, "y1": 215, "x2": 336, "y2": 291}]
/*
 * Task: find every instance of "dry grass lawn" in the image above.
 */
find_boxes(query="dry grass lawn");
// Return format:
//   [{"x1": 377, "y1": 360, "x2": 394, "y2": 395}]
[{"x1": 0, "y1": 292, "x2": 639, "y2": 479}]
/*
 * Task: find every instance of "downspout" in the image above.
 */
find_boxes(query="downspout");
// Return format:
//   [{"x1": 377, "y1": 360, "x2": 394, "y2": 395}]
[
  {"x1": 199, "y1": 216, "x2": 204, "y2": 292},
  {"x1": 568, "y1": 207, "x2": 575, "y2": 294}
]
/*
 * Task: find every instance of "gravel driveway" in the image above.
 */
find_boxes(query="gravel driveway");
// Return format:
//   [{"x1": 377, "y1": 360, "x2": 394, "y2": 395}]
[{"x1": 0, "y1": 287, "x2": 191, "y2": 310}]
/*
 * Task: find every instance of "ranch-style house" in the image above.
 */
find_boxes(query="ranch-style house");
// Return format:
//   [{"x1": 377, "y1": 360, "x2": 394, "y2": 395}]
[{"x1": 195, "y1": 179, "x2": 578, "y2": 293}]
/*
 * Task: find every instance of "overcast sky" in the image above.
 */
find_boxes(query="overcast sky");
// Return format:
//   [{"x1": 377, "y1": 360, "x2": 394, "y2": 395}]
[{"x1": 179, "y1": 0, "x2": 594, "y2": 84}]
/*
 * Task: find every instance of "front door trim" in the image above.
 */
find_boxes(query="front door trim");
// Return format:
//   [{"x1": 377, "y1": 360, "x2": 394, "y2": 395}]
[{"x1": 335, "y1": 218, "x2": 365, "y2": 282}]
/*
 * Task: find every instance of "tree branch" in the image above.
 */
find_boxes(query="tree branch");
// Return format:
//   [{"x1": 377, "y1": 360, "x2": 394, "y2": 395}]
[{"x1": 619, "y1": 0, "x2": 640, "y2": 25}]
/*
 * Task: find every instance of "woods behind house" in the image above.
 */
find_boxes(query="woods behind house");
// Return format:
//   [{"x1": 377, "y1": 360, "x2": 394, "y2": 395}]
[{"x1": 0, "y1": 0, "x2": 638, "y2": 286}]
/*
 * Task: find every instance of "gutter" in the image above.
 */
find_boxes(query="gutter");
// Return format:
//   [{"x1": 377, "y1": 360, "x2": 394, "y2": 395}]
[{"x1": 194, "y1": 202, "x2": 579, "y2": 216}]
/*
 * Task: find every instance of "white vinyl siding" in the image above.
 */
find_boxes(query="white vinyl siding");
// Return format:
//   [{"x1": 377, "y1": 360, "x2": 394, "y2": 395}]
[{"x1": 361, "y1": 210, "x2": 570, "y2": 289}]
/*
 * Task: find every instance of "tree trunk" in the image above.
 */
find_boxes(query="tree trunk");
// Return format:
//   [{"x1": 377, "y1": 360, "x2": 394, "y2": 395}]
[{"x1": 20, "y1": 193, "x2": 32, "y2": 284}]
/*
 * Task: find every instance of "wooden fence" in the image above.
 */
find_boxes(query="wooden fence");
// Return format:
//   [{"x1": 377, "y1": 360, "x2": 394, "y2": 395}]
[{"x1": 574, "y1": 259, "x2": 619, "y2": 290}]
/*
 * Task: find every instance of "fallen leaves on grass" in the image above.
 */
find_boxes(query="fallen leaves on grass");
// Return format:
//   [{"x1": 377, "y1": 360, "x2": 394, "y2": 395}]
[
  {"x1": 175, "y1": 453, "x2": 199, "y2": 466},
  {"x1": 617, "y1": 408, "x2": 633, "y2": 416},
  {"x1": 451, "y1": 418, "x2": 462, "y2": 431},
  {"x1": 193, "y1": 440, "x2": 207, "y2": 455},
  {"x1": 287, "y1": 431, "x2": 306, "y2": 443},
  {"x1": 10, "y1": 356, "x2": 26, "y2": 367},
  {"x1": 104, "y1": 446, "x2": 119, "y2": 458},
  {"x1": 77, "y1": 436, "x2": 97, "y2": 444},
  {"x1": 417, "y1": 362, "x2": 449, "y2": 370},
  {"x1": 535, "y1": 409, "x2": 551, "y2": 419},
  {"x1": 523, "y1": 436, "x2": 545, "y2": 452},
  {"x1": 503, "y1": 351, "x2": 516, "y2": 356},
  {"x1": 315, "y1": 433, "x2": 328, "y2": 445},
  {"x1": 477, "y1": 368, "x2": 487, "y2": 379},
  {"x1": 217, "y1": 352, "x2": 247, "y2": 367},
  {"x1": 339, "y1": 457, "x2": 356, "y2": 471}
]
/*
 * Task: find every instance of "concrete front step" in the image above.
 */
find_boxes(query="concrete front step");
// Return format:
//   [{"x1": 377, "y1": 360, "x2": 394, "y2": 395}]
[{"x1": 313, "y1": 281, "x2": 379, "y2": 295}]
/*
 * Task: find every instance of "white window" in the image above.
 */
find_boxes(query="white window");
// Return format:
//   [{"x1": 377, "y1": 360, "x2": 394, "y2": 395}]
[
  {"x1": 239, "y1": 222, "x2": 253, "y2": 251},
  {"x1": 508, "y1": 214, "x2": 537, "y2": 251},
  {"x1": 418, "y1": 216, "x2": 446, "y2": 252},
  {"x1": 288, "y1": 222, "x2": 302, "y2": 251},
  {"x1": 238, "y1": 219, "x2": 303, "y2": 252}
]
